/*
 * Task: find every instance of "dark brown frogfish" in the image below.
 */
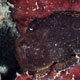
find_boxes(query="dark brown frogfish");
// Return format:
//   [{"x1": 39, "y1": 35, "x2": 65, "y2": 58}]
[{"x1": 16, "y1": 12, "x2": 80, "y2": 77}]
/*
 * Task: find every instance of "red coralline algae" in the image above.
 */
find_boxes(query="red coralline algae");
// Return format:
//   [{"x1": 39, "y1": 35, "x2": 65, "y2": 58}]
[
  {"x1": 44, "y1": 65, "x2": 80, "y2": 80},
  {"x1": 71, "y1": 1, "x2": 80, "y2": 11},
  {"x1": 15, "y1": 74, "x2": 32, "y2": 80},
  {"x1": 15, "y1": 66, "x2": 80, "y2": 80},
  {"x1": 9, "y1": 0, "x2": 62, "y2": 19},
  {"x1": 8, "y1": 0, "x2": 80, "y2": 18}
]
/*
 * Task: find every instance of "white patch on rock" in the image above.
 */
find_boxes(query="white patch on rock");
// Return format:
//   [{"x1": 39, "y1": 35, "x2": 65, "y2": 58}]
[
  {"x1": 0, "y1": 65, "x2": 8, "y2": 74},
  {"x1": 0, "y1": 0, "x2": 20, "y2": 37}
]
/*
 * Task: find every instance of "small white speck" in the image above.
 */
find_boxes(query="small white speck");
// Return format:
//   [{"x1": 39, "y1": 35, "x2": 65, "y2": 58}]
[
  {"x1": 34, "y1": 52, "x2": 38, "y2": 55},
  {"x1": 32, "y1": 2, "x2": 39, "y2": 11},
  {"x1": 26, "y1": 7, "x2": 30, "y2": 10},
  {"x1": 36, "y1": 48, "x2": 40, "y2": 51},
  {"x1": 29, "y1": 28, "x2": 33, "y2": 31},
  {"x1": 43, "y1": 63, "x2": 46, "y2": 66},
  {"x1": 26, "y1": 71, "x2": 29, "y2": 75},
  {"x1": 55, "y1": 43, "x2": 58, "y2": 46},
  {"x1": 26, "y1": 12, "x2": 29, "y2": 14},
  {"x1": 53, "y1": 71, "x2": 61, "y2": 79},
  {"x1": 71, "y1": 74, "x2": 75, "y2": 80},
  {"x1": 35, "y1": 2, "x2": 39, "y2": 10},
  {"x1": 76, "y1": 55, "x2": 80, "y2": 63},
  {"x1": 19, "y1": 6, "x2": 21, "y2": 9},
  {"x1": 66, "y1": 71, "x2": 69, "y2": 75},
  {"x1": 16, "y1": 72, "x2": 21, "y2": 77}
]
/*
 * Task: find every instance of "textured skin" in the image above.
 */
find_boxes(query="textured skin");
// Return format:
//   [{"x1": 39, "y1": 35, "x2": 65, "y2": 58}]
[{"x1": 16, "y1": 12, "x2": 80, "y2": 80}]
